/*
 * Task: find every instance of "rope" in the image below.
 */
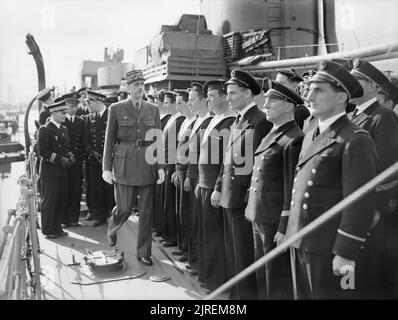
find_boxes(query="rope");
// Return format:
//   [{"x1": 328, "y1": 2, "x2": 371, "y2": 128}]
[{"x1": 205, "y1": 160, "x2": 398, "y2": 300}]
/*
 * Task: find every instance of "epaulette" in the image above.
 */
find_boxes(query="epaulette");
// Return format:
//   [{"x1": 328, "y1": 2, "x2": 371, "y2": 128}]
[{"x1": 353, "y1": 129, "x2": 369, "y2": 135}]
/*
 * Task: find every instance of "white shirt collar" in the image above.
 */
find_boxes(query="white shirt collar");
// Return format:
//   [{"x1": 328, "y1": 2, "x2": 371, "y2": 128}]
[
  {"x1": 318, "y1": 111, "x2": 346, "y2": 134},
  {"x1": 239, "y1": 101, "x2": 256, "y2": 118},
  {"x1": 50, "y1": 119, "x2": 61, "y2": 129},
  {"x1": 356, "y1": 97, "x2": 377, "y2": 114},
  {"x1": 66, "y1": 114, "x2": 75, "y2": 122}
]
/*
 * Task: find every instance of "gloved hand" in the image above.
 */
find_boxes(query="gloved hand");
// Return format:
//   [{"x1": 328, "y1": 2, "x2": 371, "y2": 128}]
[
  {"x1": 66, "y1": 152, "x2": 76, "y2": 163},
  {"x1": 60, "y1": 157, "x2": 73, "y2": 168}
]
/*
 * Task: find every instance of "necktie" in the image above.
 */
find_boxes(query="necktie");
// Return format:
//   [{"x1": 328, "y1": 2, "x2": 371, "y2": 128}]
[
  {"x1": 352, "y1": 107, "x2": 359, "y2": 119},
  {"x1": 234, "y1": 114, "x2": 241, "y2": 127},
  {"x1": 135, "y1": 102, "x2": 140, "y2": 113},
  {"x1": 312, "y1": 126, "x2": 320, "y2": 141},
  {"x1": 95, "y1": 112, "x2": 100, "y2": 120}
]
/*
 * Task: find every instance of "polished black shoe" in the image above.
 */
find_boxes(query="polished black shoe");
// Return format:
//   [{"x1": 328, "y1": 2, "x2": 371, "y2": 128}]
[
  {"x1": 92, "y1": 220, "x2": 106, "y2": 227},
  {"x1": 137, "y1": 256, "x2": 153, "y2": 266},
  {"x1": 58, "y1": 230, "x2": 68, "y2": 237},
  {"x1": 61, "y1": 223, "x2": 70, "y2": 228},
  {"x1": 177, "y1": 255, "x2": 188, "y2": 262},
  {"x1": 45, "y1": 234, "x2": 58, "y2": 239},
  {"x1": 171, "y1": 250, "x2": 183, "y2": 256},
  {"x1": 162, "y1": 242, "x2": 177, "y2": 248},
  {"x1": 185, "y1": 263, "x2": 192, "y2": 270}
]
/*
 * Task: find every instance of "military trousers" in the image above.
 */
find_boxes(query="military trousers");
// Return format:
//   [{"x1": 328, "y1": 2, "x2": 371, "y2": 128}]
[
  {"x1": 40, "y1": 176, "x2": 68, "y2": 235},
  {"x1": 63, "y1": 164, "x2": 83, "y2": 224},
  {"x1": 153, "y1": 178, "x2": 165, "y2": 235},
  {"x1": 163, "y1": 166, "x2": 178, "y2": 244},
  {"x1": 252, "y1": 222, "x2": 293, "y2": 300},
  {"x1": 291, "y1": 248, "x2": 354, "y2": 299},
  {"x1": 108, "y1": 183, "x2": 155, "y2": 258},
  {"x1": 177, "y1": 178, "x2": 189, "y2": 254},
  {"x1": 89, "y1": 165, "x2": 114, "y2": 222},
  {"x1": 198, "y1": 187, "x2": 227, "y2": 291},
  {"x1": 223, "y1": 208, "x2": 258, "y2": 300},
  {"x1": 187, "y1": 178, "x2": 199, "y2": 268}
]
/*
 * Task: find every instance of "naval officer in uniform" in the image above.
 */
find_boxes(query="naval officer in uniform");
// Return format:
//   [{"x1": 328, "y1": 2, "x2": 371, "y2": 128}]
[
  {"x1": 213, "y1": 69, "x2": 272, "y2": 300},
  {"x1": 286, "y1": 60, "x2": 378, "y2": 299},
  {"x1": 245, "y1": 80, "x2": 304, "y2": 300},
  {"x1": 350, "y1": 58, "x2": 398, "y2": 298},
  {"x1": 84, "y1": 90, "x2": 115, "y2": 226},
  {"x1": 37, "y1": 100, "x2": 75, "y2": 238},
  {"x1": 62, "y1": 92, "x2": 86, "y2": 227},
  {"x1": 103, "y1": 70, "x2": 165, "y2": 266}
]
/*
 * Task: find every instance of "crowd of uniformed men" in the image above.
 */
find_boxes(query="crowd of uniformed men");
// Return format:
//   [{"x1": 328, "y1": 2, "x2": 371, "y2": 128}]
[{"x1": 34, "y1": 58, "x2": 398, "y2": 300}]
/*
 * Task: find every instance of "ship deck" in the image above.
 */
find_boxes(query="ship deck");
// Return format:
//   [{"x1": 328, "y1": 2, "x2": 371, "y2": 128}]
[{"x1": 35, "y1": 213, "x2": 227, "y2": 300}]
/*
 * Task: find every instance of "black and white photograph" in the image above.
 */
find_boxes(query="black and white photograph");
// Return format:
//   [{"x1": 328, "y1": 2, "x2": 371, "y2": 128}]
[{"x1": 0, "y1": 0, "x2": 398, "y2": 307}]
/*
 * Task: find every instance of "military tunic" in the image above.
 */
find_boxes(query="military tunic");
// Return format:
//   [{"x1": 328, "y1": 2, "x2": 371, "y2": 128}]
[
  {"x1": 286, "y1": 115, "x2": 378, "y2": 299},
  {"x1": 37, "y1": 121, "x2": 70, "y2": 235},
  {"x1": 245, "y1": 120, "x2": 303, "y2": 299},
  {"x1": 103, "y1": 98, "x2": 161, "y2": 256},
  {"x1": 215, "y1": 103, "x2": 272, "y2": 300},
  {"x1": 84, "y1": 109, "x2": 114, "y2": 223}
]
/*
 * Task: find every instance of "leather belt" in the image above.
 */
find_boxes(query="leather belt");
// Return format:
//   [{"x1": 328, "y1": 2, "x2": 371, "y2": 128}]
[{"x1": 117, "y1": 139, "x2": 153, "y2": 148}]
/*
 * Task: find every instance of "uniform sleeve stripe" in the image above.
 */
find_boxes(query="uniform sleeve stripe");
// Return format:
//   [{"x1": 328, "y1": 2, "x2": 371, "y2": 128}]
[
  {"x1": 50, "y1": 152, "x2": 56, "y2": 163},
  {"x1": 337, "y1": 229, "x2": 366, "y2": 242},
  {"x1": 376, "y1": 180, "x2": 398, "y2": 192},
  {"x1": 281, "y1": 210, "x2": 290, "y2": 217}
]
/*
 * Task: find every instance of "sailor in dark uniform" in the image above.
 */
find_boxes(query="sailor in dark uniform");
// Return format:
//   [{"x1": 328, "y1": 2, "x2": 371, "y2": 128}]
[
  {"x1": 84, "y1": 90, "x2": 114, "y2": 226},
  {"x1": 62, "y1": 92, "x2": 86, "y2": 227},
  {"x1": 161, "y1": 92, "x2": 186, "y2": 248},
  {"x1": 76, "y1": 87, "x2": 91, "y2": 117},
  {"x1": 172, "y1": 90, "x2": 197, "y2": 261},
  {"x1": 286, "y1": 60, "x2": 378, "y2": 299},
  {"x1": 37, "y1": 87, "x2": 54, "y2": 126},
  {"x1": 275, "y1": 68, "x2": 310, "y2": 129},
  {"x1": 36, "y1": 101, "x2": 75, "y2": 238},
  {"x1": 185, "y1": 83, "x2": 213, "y2": 279},
  {"x1": 196, "y1": 79, "x2": 235, "y2": 293},
  {"x1": 213, "y1": 70, "x2": 272, "y2": 300},
  {"x1": 350, "y1": 59, "x2": 398, "y2": 298},
  {"x1": 153, "y1": 90, "x2": 172, "y2": 238},
  {"x1": 103, "y1": 70, "x2": 165, "y2": 267},
  {"x1": 245, "y1": 80, "x2": 304, "y2": 300}
]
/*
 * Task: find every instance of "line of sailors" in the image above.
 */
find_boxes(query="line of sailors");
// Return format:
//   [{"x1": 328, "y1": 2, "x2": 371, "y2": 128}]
[
  {"x1": 149, "y1": 59, "x2": 398, "y2": 300},
  {"x1": 34, "y1": 56, "x2": 398, "y2": 300}
]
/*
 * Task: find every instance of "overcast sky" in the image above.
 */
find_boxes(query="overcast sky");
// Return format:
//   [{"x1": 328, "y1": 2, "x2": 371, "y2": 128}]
[
  {"x1": 1, "y1": 0, "x2": 397, "y2": 105},
  {"x1": 0, "y1": 0, "x2": 200, "y2": 104}
]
